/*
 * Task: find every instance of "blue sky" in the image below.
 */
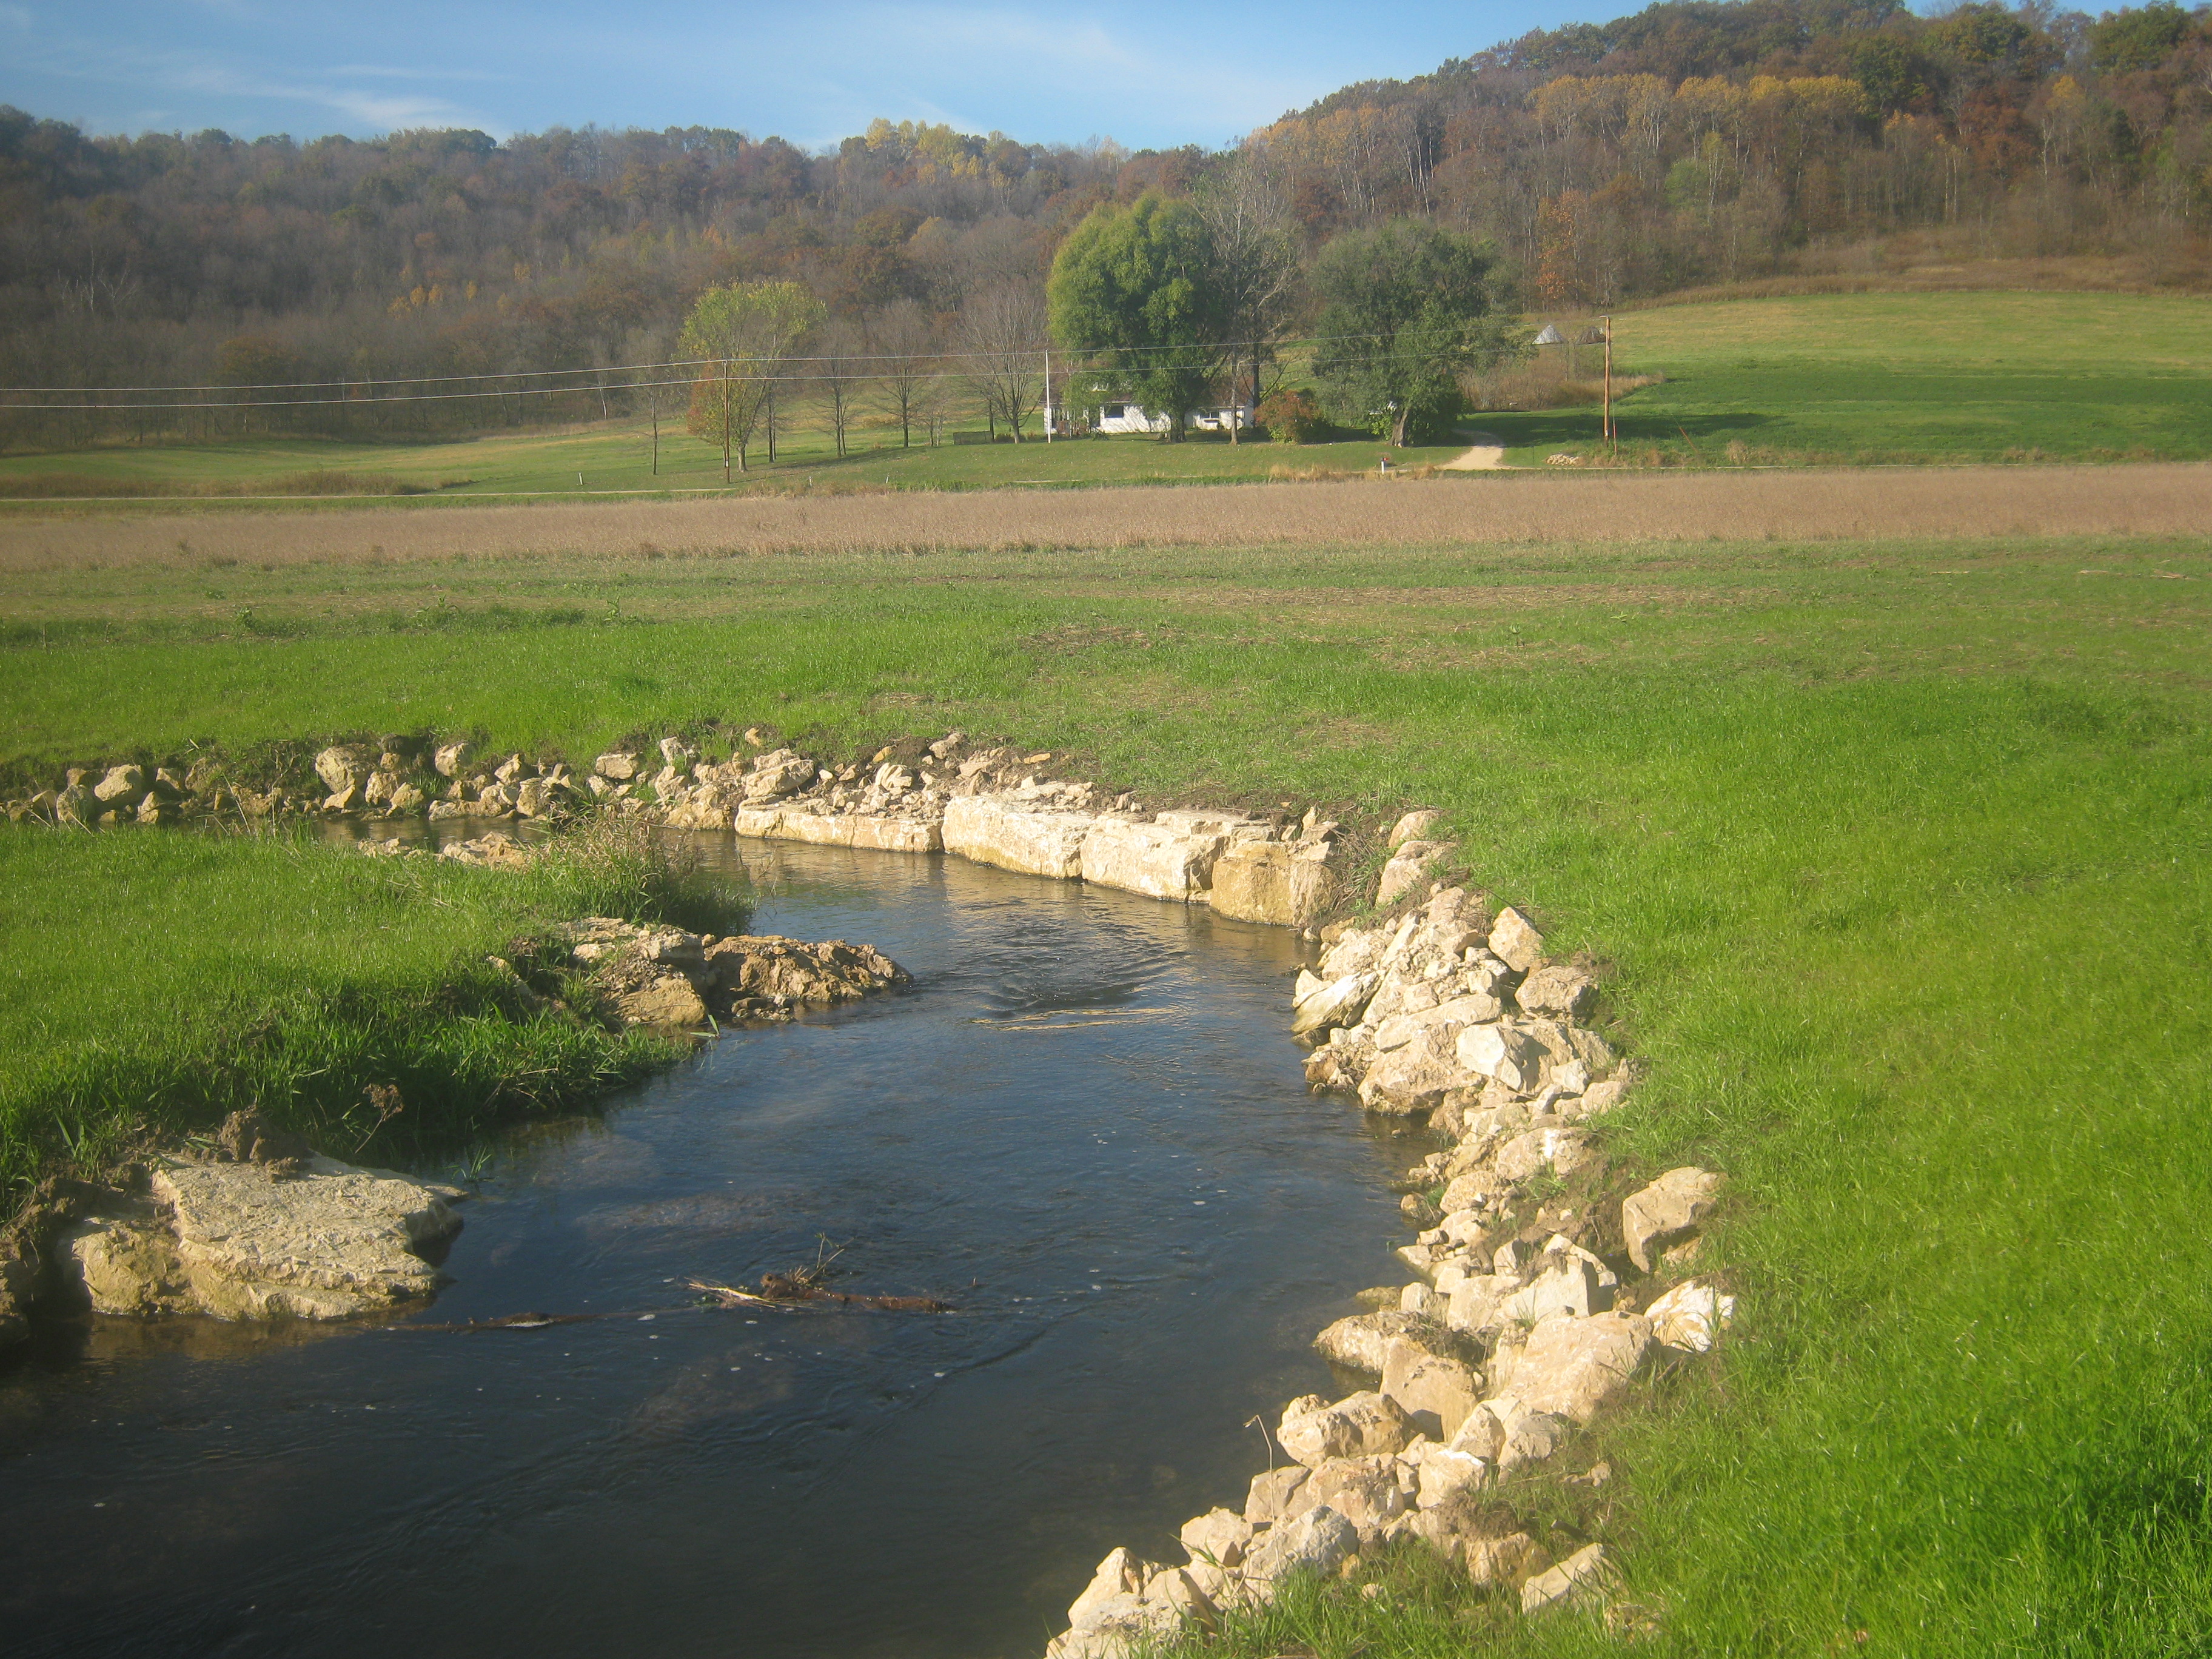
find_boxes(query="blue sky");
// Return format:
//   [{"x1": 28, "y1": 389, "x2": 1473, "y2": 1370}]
[{"x1": 0, "y1": 1, "x2": 1603, "y2": 152}]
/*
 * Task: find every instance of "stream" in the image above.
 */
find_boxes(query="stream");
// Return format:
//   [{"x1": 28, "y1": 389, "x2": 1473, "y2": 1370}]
[{"x1": 0, "y1": 836, "x2": 1412, "y2": 1658}]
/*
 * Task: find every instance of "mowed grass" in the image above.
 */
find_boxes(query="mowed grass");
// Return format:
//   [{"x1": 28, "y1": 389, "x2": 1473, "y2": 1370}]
[
  {"x1": 1490, "y1": 290, "x2": 2212, "y2": 466},
  {"x1": 0, "y1": 821, "x2": 747, "y2": 1196},
  {"x1": 2, "y1": 524, "x2": 2210, "y2": 1652}
]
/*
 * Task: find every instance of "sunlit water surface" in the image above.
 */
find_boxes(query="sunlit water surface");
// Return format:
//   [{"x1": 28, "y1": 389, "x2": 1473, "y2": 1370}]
[{"x1": 0, "y1": 837, "x2": 1411, "y2": 1658}]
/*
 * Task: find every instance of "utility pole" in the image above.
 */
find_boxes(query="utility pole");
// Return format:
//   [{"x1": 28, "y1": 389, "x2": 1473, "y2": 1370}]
[
  {"x1": 721, "y1": 359, "x2": 732, "y2": 483},
  {"x1": 1044, "y1": 347, "x2": 1053, "y2": 444},
  {"x1": 1601, "y1": 315, "x2": 1615, "y2": 454}
]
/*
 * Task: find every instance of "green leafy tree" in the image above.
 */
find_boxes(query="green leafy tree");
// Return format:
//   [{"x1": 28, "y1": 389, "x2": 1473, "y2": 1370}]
[
  {"x1": 1048, "y1": 192, "x2": 1222, "y2": 440},
  {"x1": 680, "y1": 280, "x2": 823, "y2": 475},
  {"x1": 1309, "y1": 220, "x2": 1504, "y2": 447}
]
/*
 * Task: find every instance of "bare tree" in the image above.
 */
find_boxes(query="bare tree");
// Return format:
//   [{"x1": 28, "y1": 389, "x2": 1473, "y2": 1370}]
[
  {"x1": 1195, "y1": 147, "x2": 1299, "y2": 439},
  {"x1": 865, "y1": 299, "x2": 940, "y2": 449},
  {"x1": 956, "y1": 281, "x2": 1047, "y2": 441},
  {"x1": 811, "y1": 318, "x2": 873, "y2": 458}
]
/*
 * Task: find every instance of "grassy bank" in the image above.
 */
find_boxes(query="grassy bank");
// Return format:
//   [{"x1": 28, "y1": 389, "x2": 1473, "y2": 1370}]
[
  {"x1": 2, "y1": 521, "x2": 2208, "y2": 1652},
  {"x1": 0, "y1": 820, "x2": 748, "y2": 1199}
]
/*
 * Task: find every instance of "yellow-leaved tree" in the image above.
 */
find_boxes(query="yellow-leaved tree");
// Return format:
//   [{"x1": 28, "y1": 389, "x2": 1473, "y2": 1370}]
[{"x1": 682, "y1": 281, "x2": 824, "y2": 476}]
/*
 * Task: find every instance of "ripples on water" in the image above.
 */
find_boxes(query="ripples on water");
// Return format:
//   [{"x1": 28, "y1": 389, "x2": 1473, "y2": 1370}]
[{"x1": 0, "y1": 838, "x2": 1412, "y2": 1658}]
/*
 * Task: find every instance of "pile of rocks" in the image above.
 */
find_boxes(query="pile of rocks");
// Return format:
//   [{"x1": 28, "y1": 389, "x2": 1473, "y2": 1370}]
[
  {"x1": 558, "y1": 917, "x2": 910, "y2": 1029},
  {"x1": 1043, "y1": 814, "x2": 1736, "y2": 1654}
]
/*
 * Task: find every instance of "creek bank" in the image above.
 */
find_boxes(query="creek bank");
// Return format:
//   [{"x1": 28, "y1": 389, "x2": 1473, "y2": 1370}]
[
  {"x1": 1044, "y1": 830, "x2": 1737, "y2": 1656},
  {"x1": 7, "y1": 730, "x2": 1355, "y2": 933}
]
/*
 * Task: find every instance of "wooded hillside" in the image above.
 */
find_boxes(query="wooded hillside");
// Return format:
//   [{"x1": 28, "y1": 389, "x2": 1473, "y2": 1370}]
[{"x1": 3, "y1": 0, "x2": 2205, "y2": 447}]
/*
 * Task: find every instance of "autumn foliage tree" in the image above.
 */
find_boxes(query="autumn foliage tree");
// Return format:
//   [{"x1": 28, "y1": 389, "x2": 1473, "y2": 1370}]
[{"x1": 680, "y1": 280, "x2": 822, "y2": 475}]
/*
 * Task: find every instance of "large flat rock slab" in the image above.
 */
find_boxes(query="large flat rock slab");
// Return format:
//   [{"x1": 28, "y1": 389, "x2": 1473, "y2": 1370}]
[{"x1": 64, "y1": 1155, "x2": 464, "y2": 1321}]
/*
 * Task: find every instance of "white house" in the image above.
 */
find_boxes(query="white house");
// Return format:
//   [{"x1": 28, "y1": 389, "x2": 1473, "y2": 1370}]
[{"x1": 1045, "y1": 399, "x2": 1255, "y2": 435}]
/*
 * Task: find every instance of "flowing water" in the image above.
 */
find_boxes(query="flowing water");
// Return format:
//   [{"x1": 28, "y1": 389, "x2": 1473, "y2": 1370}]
[{"x1": 0, "y1": 837, "x2": 1413, "y2": 1658}]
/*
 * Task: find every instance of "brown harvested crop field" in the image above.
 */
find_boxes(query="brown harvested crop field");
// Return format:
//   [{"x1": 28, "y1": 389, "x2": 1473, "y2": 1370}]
[{"x1": 2, "y1": 463, "x2": 2208, "y2": 572}]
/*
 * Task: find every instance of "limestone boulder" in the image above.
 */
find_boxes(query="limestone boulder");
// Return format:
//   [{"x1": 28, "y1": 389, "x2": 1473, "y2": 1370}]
[
  {"x1": 1212, "y1": 840, "x2": 1342, "y2": 928},
  {"x1": 1376, "y1": 840, "x2": 1453, "y2": 906},
  {"x1": 1180, "y1": 1508, "x2": 1254, "y2": 1569},
  {"x1": 1493, "y1": 1124, "x2": 1595, "y2": 1185},
  {"x1": 62, "y1": 1155, "x2": 463, "y2": 1321},
  {"x1": 1521, "y1": 1542, "x2": 1608, "y2": 1614},
  {"x1": 1403, "y1": 1440, "x2": 1488, "y2": 1509},
  {"x1": 1305, "y1": 1453, "x2": 1412, "y2": 1537},
  {"x1": 312, "y1": 747, "x2": 366, "y2": 797},
  {"x1": 1278, "y1": 1390, "x2": 1416, "y2": 1467},
  {"x1": 1515, "y1": 965, "x2": 1596, "y2": 1021},
  {"x1": 1496, "y1": 1313, "x2": 1654, "y2": 1424},
  {"x1": 1372, "y1": 994, "x2": 1506, "y2": 1054},
  {"x1": 942, "y1": 795, "x2": 1095, "y2": 879},
  {"x1": 1456, "y1": 1022, "x2": 1545, "y2": 1093},
  {"x1": 1488, "y1": 907, "x2": 1546, "y2": 973},
  {"x1": 1313, "y1": 1310, "x2": 1429, "y2": 1375},
  {"x1": 1240, "y1": 1504, "x2": 1359, "y2": 1587},
  {"x1": 1622, "y1": 1167, "x2": 1725, "y2": 1272},
  {"x1": 615, "y1": 974, "x2": 708, "y2": 1028},
  {"x1": 1579, "y1": 1077, "x2": 1632, "y2": 1116},
  {"x1": 1244, "y1": 1464, "x2": 1310, "y2": 1526},
  {"x1": 1387, "y1": 809, "x2": 1442, "y2": 848},
  {"x1": 743, "y1": 750, "x2": 816, "y2": 801},
  {"x1": 1290, "y1": 971, "x2": 1375, "y2": 1038},
  {"x1": 1079, "y1": 819, "x2": 1224, "y2": 902},
  {"x1": 1381, "y1": 1335, "x2": 1483, "y2": 1439},
  {"x1": 1646, "y1": 1278, "x2": 1735, "y2": 1353},
  {"x1": 736, "y1": 808, "x2": 942, "y2": 854},
  {"x1": 93, "y1": 763, "x2": 147, "y2": 803},
  {"x1": 703, "y1": 934, "x2": 910, "y2": 1007},
  {"x1": 1498, "y1": 1249, "x2": 1615, "y2": 1325},
  {"x1": 1357, "y1": 1027, "x2": 1472, "y2": 1114}
]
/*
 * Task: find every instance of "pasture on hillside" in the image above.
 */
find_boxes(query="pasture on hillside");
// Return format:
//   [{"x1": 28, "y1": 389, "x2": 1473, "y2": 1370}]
[
  {"x1": 1492, "y1": 289, "x2": 2212, "y2": 466},
  {"x1": 2, "y1": 509, "x2": 2208, "y2": 1654},
  {"x1": 5, "y1": 290, "x2": 2211, "y2": 498}
]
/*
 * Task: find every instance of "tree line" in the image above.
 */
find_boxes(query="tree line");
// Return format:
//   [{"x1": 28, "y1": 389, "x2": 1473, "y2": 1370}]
[{"x1": 2, "y1": 0, "x2": 2205, "y2": 453}]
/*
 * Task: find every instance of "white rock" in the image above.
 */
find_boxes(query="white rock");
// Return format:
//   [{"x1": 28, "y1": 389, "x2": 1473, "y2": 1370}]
[
  {"x1": 942, "y1": 794, "x2": 1095, "y2": 879},
  {"x1": 432, "y1": 739, "x2": 474, "y2": 778},
  {"x1": 1212, "y1": 839, "x2": 1343, "y2": 928},
  {"x1": 1290, "y1": 971, "x2": 1376, "y2": 1037},
  {"x1": 1180, "y1": 1508, "x2": 1254, "y2": 1569},
  {"x1": 1456, "y1": 1022, "x2": 1545, "y2": 1093},
  {"x1": 1646, "y1": 1278, "x2": 1735, "y2": 1353},
  {"x1": 1622, "y1": 1167, "x2": 1725, "y2": 1272},
  {"x1": 1404, "y1": 1440, "x2": 1488, "y2": 1508},
  {"x1": 1376, "y1": 840, "x2": 1453, "y2": 906},
  {"x1": 1278, "y1": 1390, "x2": 1416, "y2": 1467},
  {"x1": 1521, "y1": 1542, "x2": 1607, "y2": 1614},
  {"x1": 1495, "y1": 1313, "x2": 1654, "y2": 1424},
  {"x1": 1305, "y1": 1453, "x2": 1410, "y2": 1535},
  {"x1": 1387, "y1": 809, "x2": 1442, "y2": 848},
  {"x1": 1241, "y1": 1504, "x2": 1358, "y2": 1586},
  {"x1": 593, "y1": 751, "x2": 642, "y2": 782},
  {"x1": 1313, "y1": 1310, "x2": 1427, "y2": 1375},
  {"x1": 1381, "y1": 1336, "x2": 1483, "y2": 1439},
  {"x1": 1466, "y1": 1531, "x2": 1546, "y2": 1586},
  {"x1": 1487, "y1": 907, "x2": 1545, "y2": 972},
  {"x1": 1493, "y1": 1124, "x2": 1594, "y2": 1184},
  {"x1": 1515, "y1": 964, "x2": 1595, "y2": 1021},
  {"x1": 1244, "y1": 1464, "x2": 1310, "y2": 1525}
]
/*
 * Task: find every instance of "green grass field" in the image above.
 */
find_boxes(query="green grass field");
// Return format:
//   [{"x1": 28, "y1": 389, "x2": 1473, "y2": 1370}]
[
  {"x1": 0, "y1": 418, "x2": 1454, "y2": 500},
  {"x1": 0, "y1": 820, "x2": 745, "y2": 1196},
  {"x1": 4, "y1": 517, "x2": 2210, "y2": 1654},
  {"x1": 1484, "y1": 289, "x2": 2212, "y2": 466}
]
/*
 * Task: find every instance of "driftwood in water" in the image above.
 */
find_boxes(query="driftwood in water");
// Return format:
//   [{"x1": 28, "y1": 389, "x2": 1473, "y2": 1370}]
[{"x1": 686, "y1": 1275, "x2": 951, "y2": 1314}]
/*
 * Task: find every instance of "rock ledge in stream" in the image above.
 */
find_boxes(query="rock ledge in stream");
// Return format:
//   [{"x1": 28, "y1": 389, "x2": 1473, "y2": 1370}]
[
  {"x1": 560, "y1": 918, "x2": 910, "y2": 1027},
  {"x1": 61, "y1": 1154, "x2": 466, "y2": 1321}
]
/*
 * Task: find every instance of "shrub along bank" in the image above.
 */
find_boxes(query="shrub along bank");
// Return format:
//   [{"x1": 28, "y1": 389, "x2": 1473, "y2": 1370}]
[{"x1": 0, "y1": 529, "x2": 2206, "y2": 1654}]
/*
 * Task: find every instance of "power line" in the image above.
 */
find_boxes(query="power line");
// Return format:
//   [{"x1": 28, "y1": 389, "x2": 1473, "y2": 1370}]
[{"x1": 0, "y1": 330, "x2": 1430, "y2": 400}]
